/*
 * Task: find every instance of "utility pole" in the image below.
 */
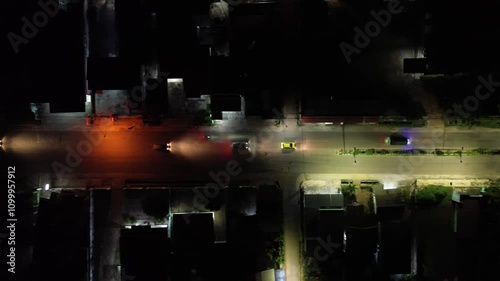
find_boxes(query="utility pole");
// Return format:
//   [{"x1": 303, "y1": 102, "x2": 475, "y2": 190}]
[
  {"x1": 460, "y1": 146, "x2": 463, "y2": 163},
  {"x1": 341, "y1": 122, "x2": 346, "y2": 152},
  {"x1": 353, "y1": 147, "x2": 357, "y2": 163}
]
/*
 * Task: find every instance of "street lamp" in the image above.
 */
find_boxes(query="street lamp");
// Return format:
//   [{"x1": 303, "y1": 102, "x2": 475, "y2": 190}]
[
  {"x1": 340, "y1": 122, "x2": 346, "y2": 152},
  {"x1": 353, "y1": 147, "x2": 357, "y2": 163}
]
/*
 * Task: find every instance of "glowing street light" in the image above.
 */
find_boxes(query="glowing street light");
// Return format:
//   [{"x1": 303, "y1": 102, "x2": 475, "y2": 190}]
[{"x1": 340, "y1": 122, "x2": 346, "y2": 152}]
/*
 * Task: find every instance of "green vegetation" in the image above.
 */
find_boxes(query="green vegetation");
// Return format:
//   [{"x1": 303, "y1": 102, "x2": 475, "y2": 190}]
[
  {"x1": 360, "y1": 185, "x2": 373, "y2": 192},
  {"x1": 472, "y1": 118, "x2": 500, "y2": 128},
  {"x1": 484, "y1": 186, "x2": 500, "y2": 198},
  {"x1": 152, "y1": 217, "x2": 166, "y2": 225},
  {"x1": 401, "y1": 186, "x2": 412, "y2": 203},
  {"x1": 448, "y1": 117, "x2": 500, "y2": 128},
  {"x1": 341, "y1": 184, "x2": 356, "y2": 201},
  {"x1": 368, "y1": 195, "x2": 375, "y2": 213},
  {"x1": 339, "y1": 148, "x2": 500, "y2": 156},
  {"x1": 191, "y1": 109, "x2": 213, "y2": 126},
  {"x1": 401, "y1": 273, "x2": 417, "y2": 281},
  {"x1": 416, "y1": 185, "x2": 452, "y2": 206},
  {"x1": 32, "y1": 190, "x2": 40, "y2": 208},
  {"x1": 268, "y1": 232, "x2": 285, "y2": 268},
  {"x1": 141, "y1": 190, "x2": 169, "y2": 220},
  {"x1": 122, "y1": 213, "x2": 137, "y2": 225},
  {"x1": 114, "y1": 249, "x2": 120, "y2": 264}
]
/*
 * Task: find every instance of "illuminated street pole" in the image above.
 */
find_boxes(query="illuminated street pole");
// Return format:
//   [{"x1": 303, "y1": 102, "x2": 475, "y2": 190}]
[
  {"x1": 460, "y1": 146, "x2": 463, "y2": 163},
  {"x1": 341, "y1": 122, "x2": 346, "y2": 152},
  {"x1": 353, "y1": 147, "x2": 357, "y2": 163}
]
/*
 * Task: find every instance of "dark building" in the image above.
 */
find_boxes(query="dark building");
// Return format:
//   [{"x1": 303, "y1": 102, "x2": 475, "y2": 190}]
[
  {"x1": 33, "y1": 191, "x2": 88, "y2": 281},
  {"x1": 379, "y1": 221, "x2": 412, "y2": 276},
  {"x1": 423, "y1": 0, "x2": 500, "y2": 73},
  {"x1": 303, "y1": 193, "x2": 345, "y2": 258},
  {"x1": 171, "y1": 213, "x2": 215, "y2": 254},
  {"x1": 120, "y1": 226, "x2": 171, "y2": 281},
  {"x1": 345, "y1": 206, "x2": 378, "y2": 262},
  {"x1": 3, "y1": 1, "x2": 85, "y2": 112},
  {"x1": 454, "y1": 193, "x2": 500, "y2": 281}
]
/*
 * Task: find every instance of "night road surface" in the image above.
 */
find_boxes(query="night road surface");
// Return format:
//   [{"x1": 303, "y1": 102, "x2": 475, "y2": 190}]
[{"x1": 4, "y1": 128, "x2": 500, "y2": 183}]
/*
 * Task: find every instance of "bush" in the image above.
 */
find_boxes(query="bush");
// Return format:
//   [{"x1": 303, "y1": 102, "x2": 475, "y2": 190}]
[
  {"x1": 266, "y1": 232, "x2": 285, "y2": 269},
  {"x1": 378, "y1": 149, "x2": 389, "y2": 155},
  {"x1": 360, "y1": 186, "x2": 373, "y2": 192},
  {"x1": 401, "y1": 274, "x2": 417, "y2": 281},
  {"x1": 341, "y1": 184, "x2": 355, "y2": 196},
  {"x1": 191, "y1": 109, "x2": 213, "y2": 126},
  {"x1": 417, "y1": 186, "x2": 452, "y2": 205},
  {"x1": 141, "y1": 190, "x2": 169, "y2": 220},
  {"x1": 122, "y1": 214, "x2": 137, "y2": 225}
]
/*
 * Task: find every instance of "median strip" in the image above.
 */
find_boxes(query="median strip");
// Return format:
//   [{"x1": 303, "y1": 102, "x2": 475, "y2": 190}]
[{"x1": 338, "y1": 148, "x2": 500, "y2": 156}]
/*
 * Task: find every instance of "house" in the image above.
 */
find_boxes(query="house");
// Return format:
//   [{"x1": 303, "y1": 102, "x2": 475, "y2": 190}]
[
  {"x1": 171, "y1": 213, "x2": 215, "y2": 255},
  {"x1": 453, "y1": 192, "x2": 500, "y2": 281},
  {"x1": 226, "y1": 186, "x2": 257, "y2": 216},
  {"x1": 345, "y1": 205, "x2": 378, "y2": 262},
  {"x1": 206, "y1": 94, "x2": 246, "y2": 120},
  {"x1": 303, "y1": 193, "x2": 345, "y2": 257},
  {"x1": 120, "y1": 226, "x2": 171, "y2": 281},
  {"x1": 373, "y1": 186, "x2": 406, "y2": 221},
  {"x1": 379, "y1": 221, "x2": 412, "y2": 276},
  {"x1": 34, "y1": 191, "x2": 88, "y2": 281}
]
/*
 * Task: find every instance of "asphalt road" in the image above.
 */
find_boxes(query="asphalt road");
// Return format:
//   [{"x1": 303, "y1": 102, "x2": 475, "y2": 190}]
[{"x1": 3, "y1": 128, "x2": 500, "y2": 184}]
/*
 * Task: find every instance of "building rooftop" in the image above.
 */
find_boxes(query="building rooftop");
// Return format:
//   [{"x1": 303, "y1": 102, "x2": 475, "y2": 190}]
[{"x1": 305, "y1": 194, "x2": 344, "y2": 209}]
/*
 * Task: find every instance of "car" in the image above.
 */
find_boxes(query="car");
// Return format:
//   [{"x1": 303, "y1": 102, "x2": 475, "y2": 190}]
[
  {"x1": 232, "y1": 142, "x2": 249, "y2": 151},
  {"x1": 386, "y1": 135, "x2": 410, "y2": 145},
  {"x1": 153, "y1": 142, "x2": 172, "y2": 152},
  {"x1": 0, "y1": 140, "x2": 3, "y2": 148},
  {"x1": 281, "y1": 142, "x2": 296, "y2": 149}
]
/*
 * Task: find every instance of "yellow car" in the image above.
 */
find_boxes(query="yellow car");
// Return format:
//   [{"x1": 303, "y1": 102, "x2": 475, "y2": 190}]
[{"x1": 281, "y1": 142, "x2": 296, "y2": 149}]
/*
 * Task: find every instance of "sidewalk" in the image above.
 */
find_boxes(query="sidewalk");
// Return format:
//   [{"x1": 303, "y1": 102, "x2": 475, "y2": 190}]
[
  {"x1": 14, "y1": 114, "x2": 500, "y2": 134},
  {"x1": 29, "y1": 115, "x2": 192, "y2": 132}
]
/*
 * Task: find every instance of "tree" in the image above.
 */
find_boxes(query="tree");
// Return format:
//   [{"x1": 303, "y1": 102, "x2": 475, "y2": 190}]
[
  {"x1": 416, "y1": 186, "x2": 451, "y2": 206},
  {"x1": 141, "y1": 191, "x2": 169, "y2": 219},
  {"x1": 30, "y1": 103, "x2": 42, "y2": 120}
]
